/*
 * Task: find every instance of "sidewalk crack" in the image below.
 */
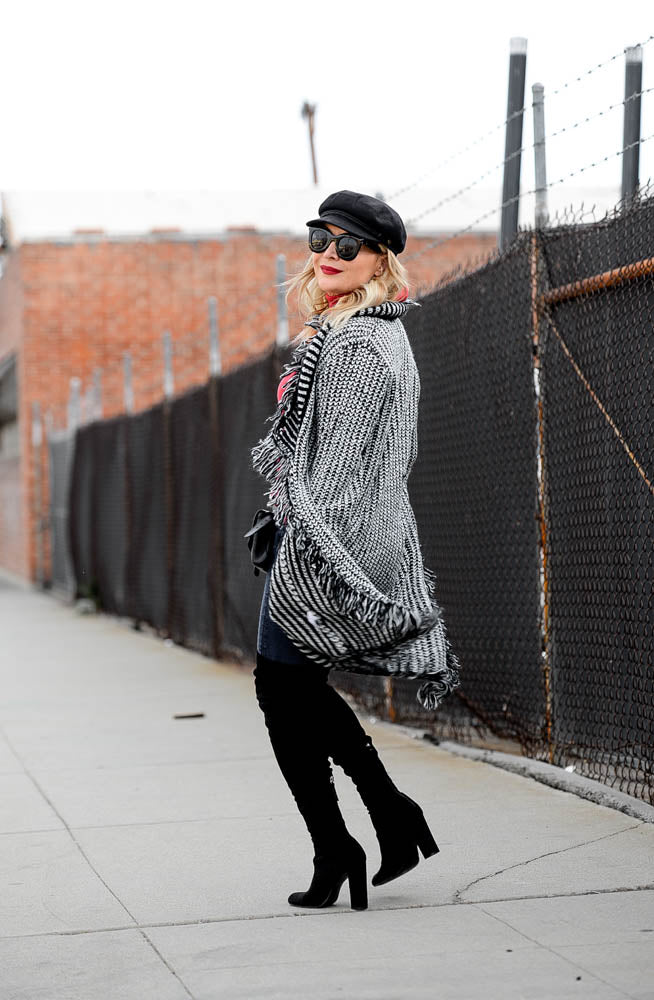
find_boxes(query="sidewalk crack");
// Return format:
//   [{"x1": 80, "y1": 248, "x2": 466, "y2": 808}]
[{"x1": 454, "y1": 822, "x2": 643, "y2": 903}]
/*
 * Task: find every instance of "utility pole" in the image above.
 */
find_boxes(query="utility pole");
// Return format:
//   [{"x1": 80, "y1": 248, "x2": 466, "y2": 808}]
[
  {"x1": 499, "y1": 37, "x2": 528, "y2": 251},
  {"x1": 301, "y1": 102, "x2": 318, "y2": 185}
]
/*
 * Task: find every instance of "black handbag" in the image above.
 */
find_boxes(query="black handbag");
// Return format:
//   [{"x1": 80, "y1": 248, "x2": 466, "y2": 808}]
[{"x1": 244, "y1": 508, "x2": 277, "y2": 576}]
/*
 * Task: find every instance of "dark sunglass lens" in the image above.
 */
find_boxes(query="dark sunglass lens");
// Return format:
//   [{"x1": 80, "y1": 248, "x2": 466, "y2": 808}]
[
  {"x1": 309, "y1": 229, "x2": 330, "y2": 251},
  {"x1": 337, "y1": 236, "x2": 359, "y2": 260}
]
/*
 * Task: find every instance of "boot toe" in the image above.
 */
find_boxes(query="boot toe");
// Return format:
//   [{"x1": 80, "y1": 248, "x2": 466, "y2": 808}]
[
  {"x1": 371, "y1": 848, "x2": 420, "y2": 887},
  {"x1": 288, "y1": 891, "x2": 314, "y2": 907}
]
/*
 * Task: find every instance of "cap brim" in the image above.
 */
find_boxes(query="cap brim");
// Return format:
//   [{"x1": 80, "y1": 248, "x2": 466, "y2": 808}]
[{"x1": 305, "y1": 212, "x2": 383, "y2": 247}]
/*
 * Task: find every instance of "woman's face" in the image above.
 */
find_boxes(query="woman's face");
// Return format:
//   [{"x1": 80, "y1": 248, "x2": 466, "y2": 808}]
[{"x1": 312, "y1": 223, "x2": 385, "y2": 296}]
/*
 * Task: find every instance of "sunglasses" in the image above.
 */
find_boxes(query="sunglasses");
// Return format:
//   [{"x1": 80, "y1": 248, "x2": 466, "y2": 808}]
[{"x1": 308, "y1": 227, "x2": 382, "y2": 261}]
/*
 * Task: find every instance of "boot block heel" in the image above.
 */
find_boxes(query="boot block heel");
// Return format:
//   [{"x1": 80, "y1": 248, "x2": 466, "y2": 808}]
[
  {"x1": 288, "y1": 835, "x2": 367, "y2": 911},
  {"x1": 347, "y1": 858, "x2": 368, "y2": 910},
  {"x1": 415, "y1": 814, "x2": 439, "y2": 859}
]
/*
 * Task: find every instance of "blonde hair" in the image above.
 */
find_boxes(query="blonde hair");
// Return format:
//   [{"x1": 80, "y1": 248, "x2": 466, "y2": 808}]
[{"x1": 284, "y1": 245, "x2": 411, "y2": 343}]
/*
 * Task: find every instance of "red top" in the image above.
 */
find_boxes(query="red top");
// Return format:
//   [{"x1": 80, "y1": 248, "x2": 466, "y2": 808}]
[{"x1": 277, "y1": 370, "x2": 296, "y2": 402}]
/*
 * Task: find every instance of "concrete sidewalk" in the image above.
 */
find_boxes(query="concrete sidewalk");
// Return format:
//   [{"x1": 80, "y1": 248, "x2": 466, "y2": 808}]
[{"x1": 1, "y1": 575, "x2": 653, "y2": 1000}]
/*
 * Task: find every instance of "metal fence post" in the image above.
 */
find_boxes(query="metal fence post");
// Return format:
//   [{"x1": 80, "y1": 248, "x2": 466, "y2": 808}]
[
  {"x1": 123, "y1": 352, "x2": 134, "y2": 414},
  {"x1": 532, "y1": 83, "x2": 548, "y2": 228},
  {"x1": 161, "y1": 377, "x2": 175, "y2": 640},
  {"x1": 208, "y1": 296, "x2": 221, "y2": 376},
  {"x1": 81, "y1": 386, "x2": 91, "y2": 425},
  {"x1": 276, "y1": 254, "x2": 289, "y2": 348},
  {"x1": 621, "y1": 44, "x2": 643, "y2": 202},
  {"x1": 208, "y1": 296, "x2": 224, "y2": 655},
  {"x1": 160, "y1": 330, "x2": 175, "y2": 634},
  {"x1": 500, "y1": 36, "x2": 528, "y2": 251},
  {"x1": 32, "y1": 401, "x2": 44, "y2": 587},
  {"x1": 529, "y1": 234, "x2": 554, "y2": 762},
  {"x1": 121, "y1": 352, "x2": 133, "y2": 616},
  {"x1": 92, "y1": 367, "x2": 103, "y2": 421},
  {"x1": 163, "y1": 330, "x2": 174, "y2": 399},
  {"x1": 208, "y1": 372, "x2": 225, "y2": 658},
  {"x1": 67, "y1": 377, "x2": 81, "y2": 432}
]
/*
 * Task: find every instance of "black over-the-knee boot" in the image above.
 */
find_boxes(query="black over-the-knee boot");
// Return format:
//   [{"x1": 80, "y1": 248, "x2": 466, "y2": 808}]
[
  {"x1": 313, "y1": 682, "x2": 440, "y2": 887},
  {"x1": 253, "y1": 652, "x2": 367, "y2": 909}
]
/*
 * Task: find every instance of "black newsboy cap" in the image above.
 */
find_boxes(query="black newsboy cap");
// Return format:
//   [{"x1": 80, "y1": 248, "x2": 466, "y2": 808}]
[{"x1": 306, "y1": 190, "x2": 407, "y2": 255}]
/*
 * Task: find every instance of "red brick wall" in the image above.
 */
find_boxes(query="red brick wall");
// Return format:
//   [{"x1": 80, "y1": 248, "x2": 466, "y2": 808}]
[{"x1": 0, "y1": 228, "x2": 496, "y2": 581}]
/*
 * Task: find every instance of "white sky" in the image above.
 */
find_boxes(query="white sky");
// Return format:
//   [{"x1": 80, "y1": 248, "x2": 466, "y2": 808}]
[{"x1": 2, "y1": 0, "x2": 653, "y2": 236}]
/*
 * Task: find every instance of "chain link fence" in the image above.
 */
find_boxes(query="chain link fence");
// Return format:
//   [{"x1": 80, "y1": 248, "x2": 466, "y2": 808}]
[
  {"x1": 535, "y1": 195, "x2": 653, "y2": 798},
  {"x1": 57, "y1": 192, "x2": 653, "y2": 803}
]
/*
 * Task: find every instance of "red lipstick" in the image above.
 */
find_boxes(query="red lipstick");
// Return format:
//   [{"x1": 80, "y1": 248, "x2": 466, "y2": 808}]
[{"x1": 320, "y1": 265, "x2": 342, "y2": 274}]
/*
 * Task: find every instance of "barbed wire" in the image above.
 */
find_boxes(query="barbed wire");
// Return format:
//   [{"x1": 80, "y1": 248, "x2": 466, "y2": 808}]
[
  {"x1": 405, "y1": 146, "x2": 524, "y2": 226},
  {"x1": 388, "y1": 105, "x2": 527, "y2": 202},
  {"x1": 404, "y1": 83, "x2": 654, "y2": 228},
  {"x1": 548, "y1": 34, "x2": 654, "y2": 99},
  {"x1": 546, "y1": 86, "x2": 654, "y2": 145},
  {"x1": 390, "y1": 33, "x2": 654, "y2": 203},
  {"x1": 405, "y1": 131, "x2": 654, "y2": 263}
]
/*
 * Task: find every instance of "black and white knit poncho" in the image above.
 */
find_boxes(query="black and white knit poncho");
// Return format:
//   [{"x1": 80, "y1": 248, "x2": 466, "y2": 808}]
[{"x1": 251, "y1": 299, "x2": 461, "y2": 710}]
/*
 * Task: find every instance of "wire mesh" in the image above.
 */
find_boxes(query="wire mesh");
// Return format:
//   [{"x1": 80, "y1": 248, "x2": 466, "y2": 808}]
[
  {"x1": 536, "y1": 196, "x2": 654, "y2": 799},
  {"x1": 124, "y1": 403, "x2": 169, "y2": 630},
  {"x1": 68, "y1": 425, "x2": 96, "y2": 601},
  {"x1": 89, "y1": 416, "x2": 130, "y2": 617},
  {"x1": 169, "y1": 384, "x2": 217, "y2": 656}
]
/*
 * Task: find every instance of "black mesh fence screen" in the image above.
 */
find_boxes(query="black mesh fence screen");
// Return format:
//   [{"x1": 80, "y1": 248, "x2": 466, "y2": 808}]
[
  {"x1": 63, "y1": 195, "x2": 654, "y2": 803},
  {"x1": 91, "y1": 417, "x2": 129, "y2": 617},
  {"x1": 68, "y1": 423, "x2": 96, "y2": 600},
  {"x1": 169, "y1": 385, "x2": 215, "y2": 656},
  {"x1": 125, "y1": 403, "x2": 169, "y2": 630},
  {"x1": 537, "y1": 199, "x2": 654, "y2": 799}
]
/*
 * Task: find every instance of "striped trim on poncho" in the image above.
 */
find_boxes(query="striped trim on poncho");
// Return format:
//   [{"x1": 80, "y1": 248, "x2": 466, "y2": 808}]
[{"x1": 251, "y1": 300, "x2": 461, "y2": 710}]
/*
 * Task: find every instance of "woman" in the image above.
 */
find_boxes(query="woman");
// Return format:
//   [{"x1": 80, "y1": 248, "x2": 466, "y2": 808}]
[{"x1": 251, "y1": 190, "x2": 460, "y2": 912}]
